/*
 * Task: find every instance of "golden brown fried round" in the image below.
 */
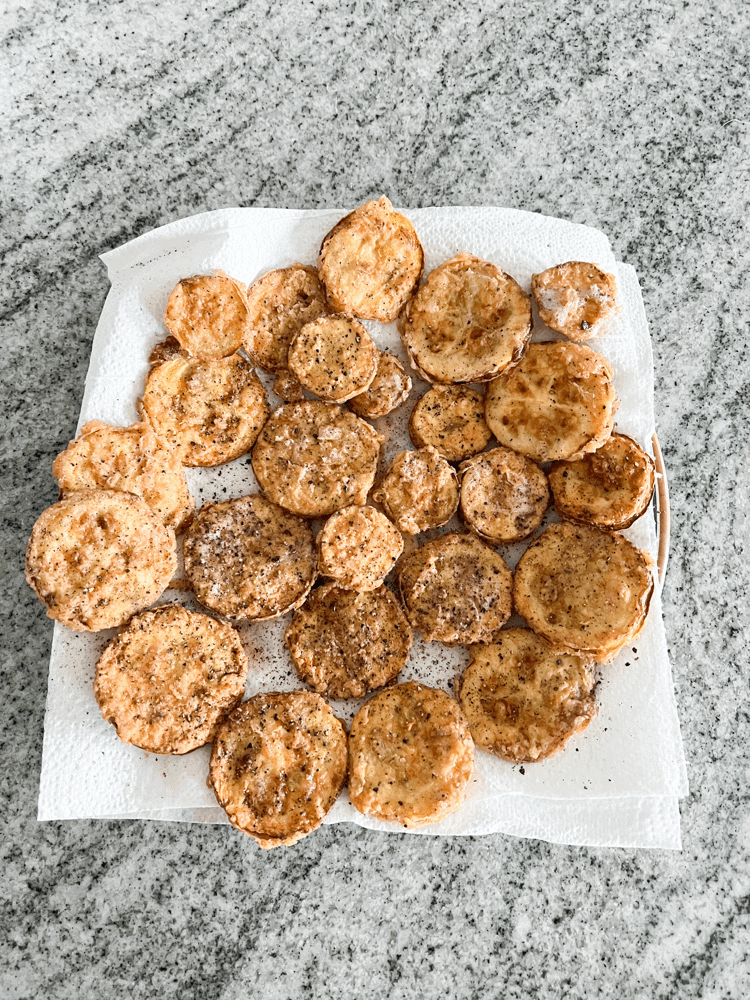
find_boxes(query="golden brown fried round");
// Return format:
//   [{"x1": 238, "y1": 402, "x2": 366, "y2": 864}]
[
  {"x1": 209, "y1": 691, "x2": 348, "y2": 848},
  {"x1": 25, "y1": 489, "x2": 176, "y2": 632},
  {"x1": 348, "y1": 681, "x2": 474, "y2": 829},
  {"x1": 52, "y1": 419, "x2": 193, "y2": 532},
  {"x1": 244, "y1": 264, "x2": 329, "y2": 374},
  {"x1": 140, "y1": 337, "x2": 270, "y2": 468},
  {"x1": 252, "y1": 401, "x2": 383, "y2": 518},
  {"x1": 164, "y1": 273, "x2": 248, "y2": 360},
  {"x1": 183, "y1": 494, "x2": 317, "y2": 622},
  {"x1": 513, "y1": 521, "x2": 654, "y2": 664},
  {"x1": 457, "y1": 629, "x2": 597, "y2": 763},
  {"x1": 532, "y1": 261, "x2": 617, "y2": 341},
  {"x1": 398, "y1": 254, "x2": 532, "y2": 384},
  {"x1": 548, "y1": 432, "x2": 655, "y2": 530},
  {"x1": 409, "y1": 384, "x2": 492, "y2": 462},
  {"x1": 459, "y1": 446, "x2": 549, "y2": 544},
  {"x1": 398, "y1": 532, "x2": 513, "y2": 645},
  {"x1": 318, "y1": 196, "x2": 424, "y2": 322},
  {"x1": 288, "y1": 314, "x2": 380, "y2": 403},
  {"x1": 348, "y1": 352, "x2": 412, "y2": 419},
  {"x1": 94, "y1": 604, "x2": 248, "y2": 754},
  {"x1": 318, "y1": 505, "x2": 404, "y2": 592},
  {"x1": 484, "y1": 341, "x2": 618, "y2": 462},
  {"x1": 372, "y1": 446, "x2": 459, "y2": 535},
  {"x1": 285, "y1": 582, "x2": 412, "y2": 699}
]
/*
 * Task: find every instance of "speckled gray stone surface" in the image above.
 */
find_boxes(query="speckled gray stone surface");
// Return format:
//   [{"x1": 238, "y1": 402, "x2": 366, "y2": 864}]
[{"x1": 2, "y1": 1, "x2": 749, "y2": 997}]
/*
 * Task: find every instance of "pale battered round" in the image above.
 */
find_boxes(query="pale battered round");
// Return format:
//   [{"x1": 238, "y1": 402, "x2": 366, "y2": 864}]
[
  {"x1": 209, "y1": 691, "x2": 348, "y2": 848},
  {"x1": 372, "y1": 446, "x2": 459, "y2": 535},
  {"x1": 398, "y1": 254, "x2": 532, "y2": 384},
  {"x1": 348, "y1": 352, "x2": 412, "y2": 419},
  {"x1": 252, "y1": 401, "x2": 383, "y2": 518},
  {"x1": 532, "y1": 261, "x2": 617, "y2": 341},
  {"x1": 25, "y1": 489, "x2": 177, "y2": 632},
  {"x1": 288, "y1": 314, "x2": 379, "y2": 403},
  {"x1": 409, "y1": 384, "x2": 492, "y2": 462},
  {"x1": 285, "y1": 582, "x2": 412, "y2": 699},
  {"x1": 348, "y1": 681, "x2": 474, "y2": 829},
  {"x1": 140, "y1": 337, "x2": 270, "y2": 467},
  {"x1": 94, "y1": 604, "x2": 249, "y2": 754},
  {"x1": 318, "y1": 196, "x2": 424, "y2": 322},
  {"x1": 398, "y1": 532, "x2": 513, "y2": 645},
  {"x1": 318, "y1": 505, "x2": 404, "y2": 591},
  {"x1": 549, "y1": 432, "x2": 656, "y2": 530},
  {"x1": 484, "y1": 341, "x2": 618, "y2": 462},
  {"x1": 458, "y1": 630, "x2": 597, "y2": 763},
  {"x1": 459, "y1": 446, "x2": 549, "y2": 544},
  {"x1": 183, "y1": 494, "x2": 317, "y2": 621},
  {"x1": 513, "y1": 521, "x2": 654, "y2": 663},
  {"x1": 164, "y1": 273, "x2": 248, "y2": 360}
]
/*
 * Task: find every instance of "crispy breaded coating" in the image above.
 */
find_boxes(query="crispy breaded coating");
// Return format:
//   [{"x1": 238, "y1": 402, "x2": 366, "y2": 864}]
[
  {"x1": 164, "y1": 273, "x2": 248, "y2": 360},
  {"x1": 409, "y1": 384, "x2": 492, "y2": 462},
  {"x1": 459, "y1": 446, "x2": 549, "y2": 544},
  {"x1": 532, "y1": 261, "x2": 617, "y2": 341},
  {"x1": 272, "y1": 370, "x2": 307, "y2": 403},
  {"x1": 349, "y1": 352, "x2": 412, "y2": 419},
  {"x1": 372, "y1": 446, "x2": 459, "y2": 535},
  {"x1": 318, "y1": 505, "x2": 403, "y2": 592},
  {"x1": 288, "y1": 314, "x2": 379, "y2": 403}
]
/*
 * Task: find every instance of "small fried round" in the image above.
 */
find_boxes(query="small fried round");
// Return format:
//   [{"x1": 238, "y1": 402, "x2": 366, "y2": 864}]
[
  {"x1": 398, "y1": 532, "x2": 513, "y2": 646},
  {"x1": 25, "y1": 489, "x2": 177, "y2": 632},
  {"x1": 484, "y1": 341, "x2": 618, "y2": 462},
  {"x1": 94, "y1": 604, "x2": 248, "y2": 754},
  {"x1": 318, "y1": 196, "x2": 424, "y2": 322},
  {"x1": 348, "y1": 681, "x2": 474, "y2": 829},
  {"x1": 349, "y1": 352, "x2": 412, "y2": 419},
  {"x1": 458, "y1": 630, "x2": 597, "y2": 763},
  {"x1": 532, "y1": 261, "x2": 617, "y2": 341},
  {"x1": 372, "y1": 446, "x2": 459, "y2": 535},
  {"x1": 549, "y1": 432, "x2": 655, "y2": 530},
  {"x1": 409, "y1": 384, "x2": 492, "y2": 462},
  {"x1": 398, "y1": 254, "x2": 532, "y2": 384},
  {"x1": 164, "y1": 273, "x2": 248, "y2": 361},
  {"x1": 141, "y1": 337, "x2": 270, "y2": 468},
  {"x1": 318, "y1": 505, "x2": 404, "y2": 592},
  {"x1": 459, "y1": 446, "x2": 549, "y2": 544},
  {"x1": 513, "y1": 521, "x2": 654, "y2": 664},
  {"x1": 183, "y1": 494, "x2": 317, "y2": 622},
  {"x1": 288, "y1": 314, "x2": 380, "y2": 403},
  {"x1": 209, "y1": 691, "x2": 348, "y2": 848}
]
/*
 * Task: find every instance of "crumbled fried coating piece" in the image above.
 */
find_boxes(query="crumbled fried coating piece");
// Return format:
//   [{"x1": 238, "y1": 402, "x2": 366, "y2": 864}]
[
  {"x1": 25, "y1": 489, "x2": 176, "y2": 632},
  {"x1": 209, "y1": 691, "x2": 348, "y2": 848},
  {"x1": 288, "y1": 314, "x2": 380, "y2": 403},
  {"x1": 349, "y1": 352, "x2": 412, "y2": 419},
  {"x1": 532, "y1": 261, "x2": 617, "y2": 341},
  {"x1": 348, "y1": 681, "x2": 474, "y2": 829},
  {"x1": 164, "y1": 273, "x2": 248, "y2": 360},
  {"x1": 372, "y1": 446, "x2": 459, "y2": 535},
  {"x1": 458, "y1": 629, "x2": 597, "y2": 763},
  {"x1": 272, "y1": 370, "x2": 307, "y2": 403},
  {"x1": 459, "y1": 446, "x2": 549, "y2": 544},
  {"x1": 318, "y1": 505, "x2": 403, "y2": 591},
  {"x1": 409, "y1": 384, "x2": 492, "y2": 462},
  {"x1": 94, "y1": 603, "x2": 248, "y2": 754}
]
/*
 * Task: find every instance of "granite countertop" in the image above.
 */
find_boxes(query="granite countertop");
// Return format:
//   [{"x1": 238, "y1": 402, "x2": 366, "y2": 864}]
[{"x1": 2, "y1": 2, "x2": 749, "y2": 998}]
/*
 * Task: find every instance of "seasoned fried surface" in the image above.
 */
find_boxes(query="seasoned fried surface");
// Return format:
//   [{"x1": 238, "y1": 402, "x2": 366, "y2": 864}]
[
  {"x1": 348, "y1": 681, "x2": 474, "y2": 829},
  {"x1": 164, "y1": 273, "x2": 248, "y2": 360},
  {"x1": 459, "y1": 446, "x2": 549, "y2": 544},
  {"x1": 141, "y1": 337, "x2": 269, "y2": 468},
  {"x1": 285, "y1": 582, "x2": 412, "y2": 699},
  {"x1": 532, "y1": 261, "x2": 617, "y2": 341},
  {"x1": 399, "y1": 254, "x2": 532, "y2": 384},
  {"x1": 252, "y1": 401, "x2": 383, "y2": 517},
  {"x1": 272, "y1": 370, "x2": 307, "y2": 403},
  {"x1": 458, "y1": 629, "x2": 597, "y2": 763},
  {"x1": 183, "y1": 494, "x2": 317, "y2": 621},
  {"x1": 372, "y1": 446, "x2": 459, "y2": 535},
  {"x1": 318, "y1": 505, "x2": 404, "y2": 592},
  {"x1": 53, "y1": 419, "x2": 193, "y2": 532},
  {"x1": 409, "y1": 384, "x2": 492, "y2": 462},
  {"x1": 318, "y1": 196, "x2": 424, "y2": 322},
  {"x1": 484, "y1": 341, "x2": 618, "y2": 462},
  {"x1": 94, "y1": 604, "x2": 248, "y2": 754},
  {"x1": 349, "y1": 352, "x2": 412, "y2": 419},
  {"x1": 513, "y1": 521, "x2": 653, "y2": 663},
  {"x1": 209, "y1": 691, "x2": 348, "y2": 848},
  {"x1": 398, "y1": 532, "x2": 512, "y2": 645},
  {"x1": 288, "y1": 314, "x2": 379, "y2": 403},
  {"x1": 25, "y1": 489, "x2": 176, "y2": 632}
]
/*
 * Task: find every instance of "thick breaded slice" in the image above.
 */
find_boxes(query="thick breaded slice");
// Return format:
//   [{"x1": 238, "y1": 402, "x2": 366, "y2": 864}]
[
  {"x1": 140, "y1": 337, "x2": 269, "y2": 468},
  {"x1": 348, "y1": 681, "x2": 474, "y2": 829},
  {"x1": 318, "y1": 196, "x2": 424, "y2": 322},
  {"x1": 25, "y1": 489, "x2": 176, "y2": 632},
  {"x1": 398, "y1": 254, "x2": 532, "y2": 384},
  {"x1": 164, "y1": 272, "x2": 248, "y2": 360},
  {"x1": 183, "y1": 494, "x2": 317, "y2": 622},
  {"x1": 285, "y1": 582, "x2": 412, "y2": 699},
  {"x1": 209, "y1": 691, "x2": 348, "y2": 848},
  {"x1": 484, "y1": 341, "x2": 618, "y2": 462},
  {"x1": 348, "y1": 351, "x2": 412, "y2": 419},
  {"x1": 252, "y1": 401, "x2": 383, "y2": 518},
  {"x1": 372, "y1": 446, "x2": 459, "y2": 535},
  {"x1": 245, "y1": 264, "x2": 329, "y2": 374},
  {"x1": 549, "y1": 432, "x2": 655, "y2": 530},
  {"x1": 52, "y1": 418, "x2": 193, "y2": 532},
  {"x1": 513, "y1": 521, "x2": 654, "y2": 664},
  {"x1": 459, "y1": 446, "x2": 549, "y2": 544},
  {"x1": 398, "y1": 532, "x2": 512, "y2": 646},
  {"x1": 409, "y1": 384, "x2": 492, "y2": 462},
  {"x1": 532, "y1": 261, "x2": 617, "y2": 341},
  {"x1": 457, "y1": 629, "x2": 597, "y2": 763},
  {"x1": 318, "y1": 505, "x2": 404, "y2": 592},
  {"x1": 288, "y1": 314, "x2": 380, "y2": 403},
  {"x1": 94, "y1": 604, "x2": 248, "y2": 754}
]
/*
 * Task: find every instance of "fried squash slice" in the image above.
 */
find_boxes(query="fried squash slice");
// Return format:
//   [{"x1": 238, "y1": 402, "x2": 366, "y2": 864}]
[
  {"x1": 409, "y1": 384, "x2": 492, "y2": 462},
  {"x1": 532, "y1": 261, "x2": 617, "y2": 341},
  {"x1": 288, "y1": 314, "x2": 380, "y2": 403},
  {"x1": 372, "y1": 446, "x2": 459, "y2": 535},
  {"x1": 348, "y1": 351, "x2": 412, "y2": 419},
  {"x1": 164, "y1": 272, "x2": 248, "y2": 360},
  {"x1": 459, "y1": 446, "x2": 549, "y2": 545},
  {"x1": 318, "y1": 505, "x2": 403, "y2": 592}
]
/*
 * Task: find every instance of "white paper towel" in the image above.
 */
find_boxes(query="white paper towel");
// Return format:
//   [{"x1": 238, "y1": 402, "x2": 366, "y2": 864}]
[{"x1": 37, "y1": 206, "x2": 688, "y2": 848}]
